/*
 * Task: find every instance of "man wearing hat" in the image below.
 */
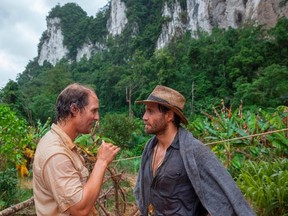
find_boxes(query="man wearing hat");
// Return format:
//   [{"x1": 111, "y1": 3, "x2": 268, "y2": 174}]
[{"x1": 134, "y1": 85, "x2": 255, "y2": 216}]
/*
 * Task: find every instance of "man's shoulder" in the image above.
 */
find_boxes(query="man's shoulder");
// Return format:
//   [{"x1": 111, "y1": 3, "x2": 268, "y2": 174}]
[
  {"x1": 35, "y1": 129, "x2": 68, "y2": 158},
  {"x1": 179, "y1": 127, "x2": 201, "y2": 144},
  {"x1": 178, "y1": 127, "x2": 210, "y2": 154},
  {"x1": 38, "y1": 129, "x2": 60, "y2": 147}
]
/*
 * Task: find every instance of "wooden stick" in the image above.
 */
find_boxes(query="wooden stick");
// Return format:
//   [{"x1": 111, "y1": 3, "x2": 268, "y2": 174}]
[{"x1": 0, "y1": 197, "x2": 34, "y2": 216}]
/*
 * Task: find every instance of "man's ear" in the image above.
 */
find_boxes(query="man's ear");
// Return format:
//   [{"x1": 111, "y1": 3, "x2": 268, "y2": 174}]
[
  {"x1": 70, "y1": 103, "x2": 79, "y2": 115},
  {"x1": 166, "y1": 110, "x2": 175, "y2": 122}
]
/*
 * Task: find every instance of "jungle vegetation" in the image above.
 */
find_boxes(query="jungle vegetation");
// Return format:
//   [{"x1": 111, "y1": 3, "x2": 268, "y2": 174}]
[{"x1": 0, "y1": 2, "x2": 287, "y2": 214}]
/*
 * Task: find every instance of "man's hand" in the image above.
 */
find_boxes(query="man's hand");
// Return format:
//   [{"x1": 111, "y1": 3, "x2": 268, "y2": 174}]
[{"x1": 97, "y1": 141, "x2": 120, "y2": 167}]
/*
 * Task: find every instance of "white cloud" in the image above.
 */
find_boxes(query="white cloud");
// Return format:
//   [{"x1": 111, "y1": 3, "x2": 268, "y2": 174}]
[
  {"x1": 30, "y1": 0, "x2": 50, "y2": 16},
  {"x1": 0, "y1": 0, "x2": 109, "y2": 88},
  {"x1": 0, "y1": 51, "x2": 27, "y2": 88}
]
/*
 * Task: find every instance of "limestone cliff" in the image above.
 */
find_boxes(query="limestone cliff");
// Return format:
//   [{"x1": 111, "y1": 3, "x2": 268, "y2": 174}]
[
  {"x1": 107, "y1": 0, "x2": 128, "y2": 36},
  {"x1": 37, "y1": 0, "x2": 288, "y2": 66},
  {"x1": 157, "y1": 0, "x2": 288, "y2": 48},
  {"x1": 38, "y1": 18, "x2": 68, "y2": 66}
]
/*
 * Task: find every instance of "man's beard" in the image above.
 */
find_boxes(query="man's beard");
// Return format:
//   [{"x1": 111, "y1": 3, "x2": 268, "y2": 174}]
[{"x1": 145, "y1": 120, "x2": 168, "y2": 135}]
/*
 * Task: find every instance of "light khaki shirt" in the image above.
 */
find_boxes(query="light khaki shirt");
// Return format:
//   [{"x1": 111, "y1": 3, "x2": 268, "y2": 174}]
[{"x1": 33, "y1": 124, "x2": 96, "y2": 215}]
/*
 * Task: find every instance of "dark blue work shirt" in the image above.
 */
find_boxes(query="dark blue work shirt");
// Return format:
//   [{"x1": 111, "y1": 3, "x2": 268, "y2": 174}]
[{"x1": 143, "y1": 133, "x2": 204, "y2": 215}]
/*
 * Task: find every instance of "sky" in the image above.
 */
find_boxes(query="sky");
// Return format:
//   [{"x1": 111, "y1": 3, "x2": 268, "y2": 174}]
[{"x1": 0, "y1": 0, "x2": 109, "y2": 88}]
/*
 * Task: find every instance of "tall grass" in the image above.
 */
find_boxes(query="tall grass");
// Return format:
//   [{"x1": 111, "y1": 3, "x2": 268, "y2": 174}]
[{"x1": 237, "y1": 159, "x2": 288, "y2": 216}]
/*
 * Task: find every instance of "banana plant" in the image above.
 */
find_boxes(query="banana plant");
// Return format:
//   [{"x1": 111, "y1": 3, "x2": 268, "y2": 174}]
[{"x1": 188, "y1": 103, "x2": 288, "y2": 173}]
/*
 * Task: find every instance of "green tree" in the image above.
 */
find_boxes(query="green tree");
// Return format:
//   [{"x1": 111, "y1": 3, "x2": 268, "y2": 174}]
[
  {"x1": 0, "y1": 80, "x2": 31, "y2": 121},
  {"x1": 116, "y1": 50, "x2": 149, "y2": 117},
  {"x1": 234, "y1": 64, "x2": 288, "y2": 107},
  {"x1": 266, "y1": 17, "x2": 288, "y2": 66},
  {"x1": 100, "y1": 113, "x2": 142, "y2": 148},
  {"x1": 0, "y1": 105, "x2": 34, "y2": 171},
  {"x1": 94, "y1": 64, "x2": 124, "y2": 114},
  {"x1": 18, "y1": 62, "x2": 73, "y2": 123}
]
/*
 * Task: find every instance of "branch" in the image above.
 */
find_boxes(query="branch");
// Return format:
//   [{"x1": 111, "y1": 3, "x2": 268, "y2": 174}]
[{"x1": 0, "y1": 197, "x2": 34, "y2": 216}]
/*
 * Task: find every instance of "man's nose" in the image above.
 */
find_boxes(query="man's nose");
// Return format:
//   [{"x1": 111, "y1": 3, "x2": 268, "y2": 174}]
[
  {"x1": 142, "y1": 112, "x2": 148, "y2": 120},
  {"x1": 94, "y1": 113, "x2": 99, "y2": 121}
]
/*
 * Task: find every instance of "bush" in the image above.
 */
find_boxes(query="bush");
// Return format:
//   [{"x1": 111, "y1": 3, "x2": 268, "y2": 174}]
[
  {"x1": 0, "y1": 105, "x2": 34, "y2": 171},
  {"x1": 100, "y1": 113, "x2": 147, "y2": 149},
  {"x1": 0, "y1": 168, "x2": 18, "y2": 209}
]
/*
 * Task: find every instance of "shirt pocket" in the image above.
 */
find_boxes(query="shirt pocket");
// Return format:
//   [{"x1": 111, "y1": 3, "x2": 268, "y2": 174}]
[
  {"x1": 163, "y1": 153, "x2": 185, "y2": 179},
  {"x1": 157, "y1": 155, "x2": 185, "y2": 194}
]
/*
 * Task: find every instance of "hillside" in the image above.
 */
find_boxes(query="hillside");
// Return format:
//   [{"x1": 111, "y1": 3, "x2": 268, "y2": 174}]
[{"x1": 0, "y1": 0, "x2": 287, "y2": 123}]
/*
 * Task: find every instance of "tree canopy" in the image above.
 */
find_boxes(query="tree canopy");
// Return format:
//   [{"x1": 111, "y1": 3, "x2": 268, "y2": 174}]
[{"x1": 0, "y1": 3, "x2": 287, "y2": 124}]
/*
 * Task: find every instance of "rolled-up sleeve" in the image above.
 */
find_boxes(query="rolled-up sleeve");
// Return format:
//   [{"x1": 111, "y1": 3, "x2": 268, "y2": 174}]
[{"x1": 43, "y1": 153, "x2": 88, "y2": 212}]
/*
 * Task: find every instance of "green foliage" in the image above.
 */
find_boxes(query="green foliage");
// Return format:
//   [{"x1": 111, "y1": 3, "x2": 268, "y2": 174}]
[
  {"x1": 100, "y1": 113, "x2": 147, "y2": 149},
  {"x1": 0, "y1": 168, "x2": 18, "y2": 209},
  {"x1": 33, "y1": 118, "x2": 52, "y2": 141},
  {"x1": 0, "y1": 80, "x2": 30, "y2": 121},
  {"x1": 187, "y1": 104, "x2": 288, "y2": 214},
  {"x1": 269, "y1": 17, "x2": 288, "y2": 51},
  {"x1": 110, "y1": 129, "x2": 145, "y2": 174},
  {"x1": 265, "y1": 106, "x2": 288, "y2": 155},
  {"x1": 94, "y1": 64, "x2": 126, "y2": 114},
  {"x1": 114, "y1": 155, "x2": 142, "y2": 174},
  {"x1": 234, "y1": 64, "x2": 288, "y2": 107},
  {"x1": 0, "y1": 170, "x2": 33, "y2": 211},
  {"x1": 0, "y1": 105, "x2": 34, "y2": 171},
  {"x1": 74, "y1": 115, "x2": 147, "y2": 176},
  {"x1": 75, "y1": 114, "x2": 148, "y2": 157},
  {"x1": 87, "y1": 8, "x2": 109, "y2": 43},
  {"x1": 16, "y1": 62, "x2": 74, "y2": 123},
  {"x1": 188, "y1": 103, "x2": 288, "y2": 176},
  {"x1": 1, "y1": 4, "x2": 288, "y2": 127},
  {"x1": 237, "y1": 159, "x2": 288, "y2": 215}
]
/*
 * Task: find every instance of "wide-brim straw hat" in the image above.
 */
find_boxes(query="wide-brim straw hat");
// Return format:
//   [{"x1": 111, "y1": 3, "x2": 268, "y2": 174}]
[{"x1": 136, "y1": 85, "x2": 188, "y2": 125}]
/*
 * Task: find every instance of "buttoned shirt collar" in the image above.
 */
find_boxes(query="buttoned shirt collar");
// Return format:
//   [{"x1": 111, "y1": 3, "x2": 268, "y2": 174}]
[
  {"x1": 152, "y1": 130, "x2": 179, "y2": 151},
  {"x1": 169, "y1": 132, "x2": 179, "y2": 150}
]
